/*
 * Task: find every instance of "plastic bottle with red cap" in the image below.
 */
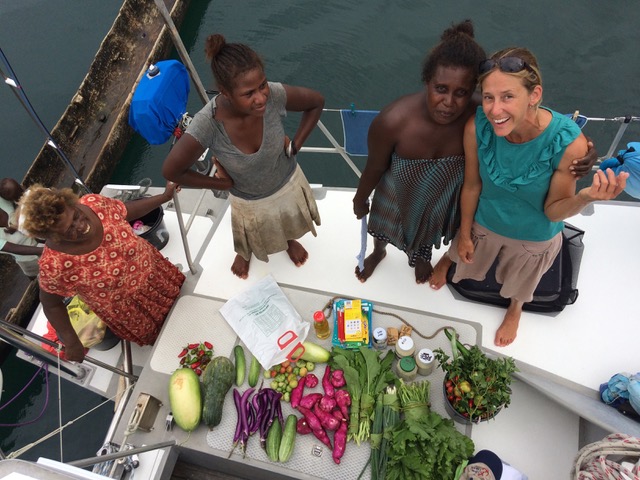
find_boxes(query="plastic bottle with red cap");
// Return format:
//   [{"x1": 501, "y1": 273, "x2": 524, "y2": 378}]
[{"x1": 313, "y1": 310, "x2": 330, "y2": 340}]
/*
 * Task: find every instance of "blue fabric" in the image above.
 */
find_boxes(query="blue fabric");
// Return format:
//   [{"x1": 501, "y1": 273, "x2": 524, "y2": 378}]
[
  {"x1": 340, "y1": 109, "x2": 378, "y2": 156},
  {"x1": 599, "y1": 141, "x2": 640, "y2": 199},
  {"x1": 474, "y1": 107, "x2": 580, "y2": 241},
  {"x1": 356, "y1": 213, "x2": 368, "y2": 272},
  {"x1": 129, "y1": 60, "x2": 190, "y2": 145},
  {"x1": 600, "y1": 372, "x2": 640, "y2": 415}
]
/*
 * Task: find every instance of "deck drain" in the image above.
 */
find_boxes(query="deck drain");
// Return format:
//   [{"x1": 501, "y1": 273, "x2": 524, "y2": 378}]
[{"x1": 311, "y1": 444, "x2": 324, "y2": 457}]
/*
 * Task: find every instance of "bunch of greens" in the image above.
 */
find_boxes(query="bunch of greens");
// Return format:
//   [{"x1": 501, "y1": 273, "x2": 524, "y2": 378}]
[
  {"x1": 385, "y1": 380, "x2": 474, "y2": 480},
  {"x1": 435, "y1": 328, "x2": 517, "y2": 421},
  {"x1": 330, "y1": 346, "x2": 396, "y2": 445},
  {"x1": 361, "y1": 384, "x2": 401, "y2": 480}
]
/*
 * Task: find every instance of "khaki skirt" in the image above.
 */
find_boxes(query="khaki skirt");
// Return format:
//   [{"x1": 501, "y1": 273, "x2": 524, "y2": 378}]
[
  {"x1": 449, "y1": 222, "x2": 562, "y2": 303},
  {"x1": 229, "y1": 165, "x2": 321, "y2": 262}
]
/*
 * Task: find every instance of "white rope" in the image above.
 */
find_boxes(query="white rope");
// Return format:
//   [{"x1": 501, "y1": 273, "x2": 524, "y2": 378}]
[
  {"x1": 572, "y1": 433, "x2": 640, "y2": 480},
  {"x1": 57, "y1": 350, "x2": 64, "y2": 462}
]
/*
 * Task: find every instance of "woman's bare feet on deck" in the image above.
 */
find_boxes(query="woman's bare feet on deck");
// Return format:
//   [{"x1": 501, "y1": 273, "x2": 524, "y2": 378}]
[
  {"x1": 355, "y1": 239, "x2": 387, "y2": 282},
  {"x1": 495, "y1": 300, "x2": 523, "y2": 346},
  {"x1": 415, "y1": 258, "x2": 433, "y2": 284},
  {"x1": 429, "y1": 254, "x2": 452, "y2": 290},
  {"x1": 231, "y1": 254, "x2": 251, "y2": 279},
  {"x1": 286, "y1": 240, "x2": 308, "y2": 266}
]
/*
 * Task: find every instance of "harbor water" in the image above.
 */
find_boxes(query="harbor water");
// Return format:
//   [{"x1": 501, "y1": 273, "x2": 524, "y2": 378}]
[{"x1": 1, "y1": 0, "x2": 640, "y2": 464}]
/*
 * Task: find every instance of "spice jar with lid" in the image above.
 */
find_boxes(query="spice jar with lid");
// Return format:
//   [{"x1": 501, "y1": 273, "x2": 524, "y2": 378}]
[
  {"x1": 313, "y1": 310, "x2": 330, "y2": 340},
  {"x1": 395, "y1": 335, "x2": 415, "y2": 359},
  {"x1": 372, "y1": 327, "x2": 388, "y2": 350},
  {"x1": 395, "y1": 356, "x2": 417, "y2": 381},
  {"x1": 415, "y1": 348, "x2": 435, "y2": 376}
]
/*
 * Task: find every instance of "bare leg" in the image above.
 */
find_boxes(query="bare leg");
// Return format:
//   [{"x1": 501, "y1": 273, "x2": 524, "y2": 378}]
[
  {"x1": 286, "y1": 240, "x2": 308, "y2": 266},
  {"x1": 495, "y1": 299, "x2": 523, "y2": 347},
  {"x1": 231, "y1": 254, "x2": 251, "y2": 279},
  {"x1": 355, "y1": 238, "x2": 387, "y2": 282},
  {"x1": 414, "y1": 257, "x2": 433, "y2": 284},
  {"x1": 429, "y1": 253, "x2": 452, "y2": 290}
]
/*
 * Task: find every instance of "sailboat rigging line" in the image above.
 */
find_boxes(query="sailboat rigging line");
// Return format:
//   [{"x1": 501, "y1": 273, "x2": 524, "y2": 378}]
[
  {"x1": 6, "y1": 381, "x2": 136, "y2": 460},
  {"x1": 0, "y1": 363, "x2": 49, "y2": 426},
  {"x1": 0, "y1": 47, "x2": 90, "y2": 194},
  {"x1": 0, "y1": 319, "x2": 138, "y2": 381}
]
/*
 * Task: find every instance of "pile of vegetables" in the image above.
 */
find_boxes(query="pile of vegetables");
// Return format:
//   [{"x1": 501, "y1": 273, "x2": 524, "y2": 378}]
[
  {"x1": 231, "y1": 386, "x2": 284, "y2": 456},
  {"x1": 435, "y1": 328, "x2": 517, "y2": 422},
  {"x1": 384, "y1": 380, "x2": 475, "y2": 480},
  {"x1": 177, "y1": 341, "x2": 214, "y2": 376},
  {"x1": 292, "y1": 364, "x2": 351, "y2": 464},
  {"x1": 264, "y1": 359, "x2": 316, "y2": 402},
  {"x1": 329, "y1": 346, "x2": 396, "y2": 445}
]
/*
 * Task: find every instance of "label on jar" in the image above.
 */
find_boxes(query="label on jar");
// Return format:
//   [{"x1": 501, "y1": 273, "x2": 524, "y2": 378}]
[
  {"x1": 415, "y1": 348, "x2": 434, "y2": 376},
  {"x1": 372, "y1": 327, "x2": 387, "y2": 349},
  {"x1": 395, "y1": 335, "x2": 415, "y2": 358}
]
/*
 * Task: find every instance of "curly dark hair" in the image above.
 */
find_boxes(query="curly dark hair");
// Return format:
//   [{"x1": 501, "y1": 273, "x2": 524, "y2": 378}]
[
  {"x1": 205, "y1": 33, "x2": 265, "y2": 93},
  {"x1": 421, "y1": 19, "x2": 486, "y2": 85},
  {"x1": 19, "y1": 184, "x2": 78, "y2": 239}
]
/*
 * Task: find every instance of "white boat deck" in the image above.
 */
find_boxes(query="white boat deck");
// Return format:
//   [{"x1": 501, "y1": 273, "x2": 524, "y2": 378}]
[{"x1": 195, "y1": 188, "x2": 640, "y2": 394}]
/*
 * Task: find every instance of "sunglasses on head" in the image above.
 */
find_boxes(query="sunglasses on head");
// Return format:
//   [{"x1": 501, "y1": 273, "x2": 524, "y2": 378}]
[{"x1": 479, "y1": 56, "x2": 533, "y2": 75}]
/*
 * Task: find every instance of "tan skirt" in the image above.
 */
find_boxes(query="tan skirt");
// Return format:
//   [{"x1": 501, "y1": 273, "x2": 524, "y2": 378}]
[
  {"x1": 449, "y1": 222, "x2": 562, "y2": 303},
  {"x1": 229, "y1": 165, "x2": 321, "y2": 262}
]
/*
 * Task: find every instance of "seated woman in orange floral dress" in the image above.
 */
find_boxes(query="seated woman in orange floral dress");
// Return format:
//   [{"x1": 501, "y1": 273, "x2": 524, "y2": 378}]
[{"x1": 19, "y1": 182, "x2": 185, "y2": 362}]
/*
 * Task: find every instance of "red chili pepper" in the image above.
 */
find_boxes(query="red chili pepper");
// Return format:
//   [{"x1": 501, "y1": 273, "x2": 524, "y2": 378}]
[
  {"x1": 178, "y1": 348, "x2": 188, "y2": 358},
  {"x1": 198, "y1": 350, "x2": 205, "y2": 357},
  {"x1": 204, "y1": 341, "x2": 213, "y2": 349},
  {"x1": 195, "y1": 368, "x2": 202, "y2": 376},
  {"x1": 179, "y1": 357, "x2": 186, "y2": 365},
  {"x1": 190, "y1": 361, "x2": 201, "y2": 369},
  {"x1": 188, "y1": 343, "x2": 199, "y2": 350}
]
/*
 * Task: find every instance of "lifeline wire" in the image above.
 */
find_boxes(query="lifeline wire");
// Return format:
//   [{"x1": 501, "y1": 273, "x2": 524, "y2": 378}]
[{"x1": 0, "y1": 47, "x2": 90, "y2": 194}]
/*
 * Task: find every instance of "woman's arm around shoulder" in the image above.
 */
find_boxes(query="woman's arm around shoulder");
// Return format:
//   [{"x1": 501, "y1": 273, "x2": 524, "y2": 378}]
[{"x1": 545, "y1": 134, "x2": 628, "y2": 221}]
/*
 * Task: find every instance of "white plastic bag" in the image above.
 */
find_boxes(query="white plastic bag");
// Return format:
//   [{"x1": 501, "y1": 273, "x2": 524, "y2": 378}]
[{"x1": 219, "y1": 275, "x2": 310, "y2": 370}]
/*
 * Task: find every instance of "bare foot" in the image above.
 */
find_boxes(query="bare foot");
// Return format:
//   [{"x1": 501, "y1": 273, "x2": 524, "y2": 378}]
[
  {"x1": 494, "y1": 300, "x2": 523, "y2": 346},
  {"x1": 429, "y1": 254, "x2": 452, "y2": 290},
  {"x1": 286, "y1": 240, "x2": 308, "y2": 266},
  {"x1": 355, "y1": 248, "x2": 387, "y2": 282},
  {"x1": 414, "y1": 258, "x2": 433, "y2": 284},
  {"x1": 231, "y1": 254, "x2": 250, "y2": 279}
]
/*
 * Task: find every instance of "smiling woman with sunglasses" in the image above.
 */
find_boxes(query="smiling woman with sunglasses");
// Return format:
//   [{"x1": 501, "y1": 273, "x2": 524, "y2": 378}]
[{"x1": 440, "y1": 47, "x2": 629, "y2": 347}]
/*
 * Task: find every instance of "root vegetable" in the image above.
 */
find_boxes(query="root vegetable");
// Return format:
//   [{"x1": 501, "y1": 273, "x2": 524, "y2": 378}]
[
  {"x1": 305, "y1": 373, "x2": 319, "y2": 388},
  {"x1": 296, "y1": 405, "x2": 323, "y2": 432},
  {"x1": 330, "y1": 369, "x2": 346, "y2": 388},
  {"x1": 335, "y1": 389, "x2": 351, "y2": 420},
  {"x1": 299, "y1": 393, "x2": 322, "y2": 410},
  {"x1": 296, "y1": 417, "x2": 312, "y2": 435},
  {"x1": 290, "y1": 375, "x2": 306, "y2": 408},
  {"x1": 313, "y1": 403, "x2": 340, "y2": 431},
  {"x1": 319, "y1": 395, "x2": 337, "y2": 412},
  {"x1": 322, "y1": 365, "x2": 335, "y2": 398},
  {"x1": 332, "y1": 422, "x2": 348, "y2": 464}
]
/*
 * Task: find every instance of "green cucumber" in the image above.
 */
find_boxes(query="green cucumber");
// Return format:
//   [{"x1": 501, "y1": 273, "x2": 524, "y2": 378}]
[
  {"x1": 168, "y1": 368, "x2": 202, "y2": 432},
  {"x1": 266, "y1": 419, "x2": 282, "y2": 462},
  {"x1": 299, "y1": 341, "x2": 331, "y2": 363},
  {"x1": 278, "y1": 414, "x2": 298, "y2": 462},
  {"x1": 248, "y1": 356, "x2": 261, "y2": 388},
  {"x1": 234, "y1": 344, "x2": 246, "y2": 386}
]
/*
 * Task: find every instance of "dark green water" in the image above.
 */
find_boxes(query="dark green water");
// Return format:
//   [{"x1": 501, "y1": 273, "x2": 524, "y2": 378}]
[{"x1": 1, "y1": 0, "x2": 639, "y2": 463}]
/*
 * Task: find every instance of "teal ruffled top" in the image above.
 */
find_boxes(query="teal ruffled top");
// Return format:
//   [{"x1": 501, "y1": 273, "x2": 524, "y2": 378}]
[{"x1": 474, "y1": 106, "x2": 581, "y2": 241}]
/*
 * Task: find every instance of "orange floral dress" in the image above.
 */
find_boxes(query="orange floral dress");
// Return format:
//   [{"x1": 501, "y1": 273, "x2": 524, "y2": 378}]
[{"x1": 38, "y1": 195, "x2": 185, "y2": 345}]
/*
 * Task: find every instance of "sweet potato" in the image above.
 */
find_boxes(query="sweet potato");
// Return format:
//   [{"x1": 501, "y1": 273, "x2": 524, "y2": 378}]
[
  {"x1": 332, "y1": 422, "x2": 348, "y2": 464},
  {"x1": 313, "y1": 403, "x2": 340, "y2": 431},
  {"x1": 299, "y1": 393, "x2": 322, "y2": 410}
]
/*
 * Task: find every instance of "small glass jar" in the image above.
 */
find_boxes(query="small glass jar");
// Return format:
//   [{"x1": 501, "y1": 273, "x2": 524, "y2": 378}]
[
  {"x1": 372, "y1": 327, "x2": 388, "y2": 350},
  {"x1": 415, "y1": 348, "x2": 435, "y2": 376},
  {"x1": 395, "y1": 356, "x2": 417, "y2": 381},
  {"x1": 395, "y1": 335, "x2": 415, "y2": 359},
  {"x1": 313, "y1": 310, "x2": 330, "y2": 340}
]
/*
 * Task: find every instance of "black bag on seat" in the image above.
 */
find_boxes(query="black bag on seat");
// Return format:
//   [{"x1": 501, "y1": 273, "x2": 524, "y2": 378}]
[{"x1": 446, "y1": 223, "x2": 584, "y2": 313}]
